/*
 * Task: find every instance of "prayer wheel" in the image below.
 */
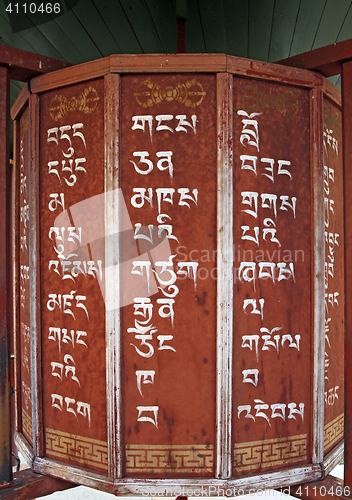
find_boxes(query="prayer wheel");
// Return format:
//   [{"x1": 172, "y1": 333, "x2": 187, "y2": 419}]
[{"x1": 12, "y1": 54, "x2": 344, "y2": 495}]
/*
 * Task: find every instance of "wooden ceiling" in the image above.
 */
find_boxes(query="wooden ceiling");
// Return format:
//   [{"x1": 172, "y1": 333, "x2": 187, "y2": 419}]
[{"x1": 2, "y1": 0, "x2": 352, "y2": 110}]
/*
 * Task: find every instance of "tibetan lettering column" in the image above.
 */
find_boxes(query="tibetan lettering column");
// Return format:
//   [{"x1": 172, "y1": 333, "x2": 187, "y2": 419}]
[
  {"x1": 322, "y1": 97, "x2": 344, "y2": 454},
  {"x1": 232, "y1": 80, "x2": 313, "y2": 473},
  {"x1": 120, "y1": 74, "x2": 218, "y2": 477},
  {"x1": 39, "y1": 80, "x2": 108, "y2": 471}
]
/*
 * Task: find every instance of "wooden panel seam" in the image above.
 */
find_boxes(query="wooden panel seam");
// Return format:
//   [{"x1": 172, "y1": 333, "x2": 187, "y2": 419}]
[
  {"x1": 342, "y1": 60, "x2": 352, "y2": 489},
  {"x1": 310, "y1": 88, "x2": 325, "y2": 465},
  {"x1": 216, "y1": 72, "x2": 233, "y2": 480},
  {"x1": 31, "y1": 455, "x2": 322, "y2": 493},
  {"x1": 10, "y1": 83, "x2": 31, "y2": 121},
  {"x1": 28, "y1": 93, "x2": 43, "y2": 456},
  {"x1": 12, "y1": 120, "x2": 21, "y2": 447},
  {"x1": 104, "y1": 73, "x2": 122, "y2": 479}
]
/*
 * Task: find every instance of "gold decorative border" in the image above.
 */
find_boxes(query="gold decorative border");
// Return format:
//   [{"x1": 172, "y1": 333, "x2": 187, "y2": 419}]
[
  {"x1": 126, "y1": 444, "x2": 214, "y2": 473},
  {"x1": 324, "y1": 413, "x2": 344, "y2": 451},
  {"x1": 233, "y1": 434, "x2": 307, "y2": 473},
  {"x1": 45, "y1": 428, "x2": 108, "y2": 471},
  {"x1": 22, "y1": 408, "x2": 32, "y2": 444},
  {"x1": 134, "y1": 79, "x2": 206, "y2": 108},
  {"x1": 49, "y1": 86, "x2": 99, "y2": 121}
]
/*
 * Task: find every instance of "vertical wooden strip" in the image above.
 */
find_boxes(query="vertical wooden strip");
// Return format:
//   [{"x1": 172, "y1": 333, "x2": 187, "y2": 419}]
[
  {"x1": 310, "y1": 88, "x2": 325, "y2": 464},
  {"x1": 342, "y1": 60, "x2": 352, "y2": 489},
  {"x1": 12, "y1": 119, "x2": 21, "y2": 446},
  {"x1": 0, "y1": 66, "x2": 11, "y2": 485},
  {"x1": 104, "y1": 73, "x2": 122, "y2": 478},
  {"x1": 216, "y1": 72, "x2": 233, "y2": 479},
  {"x1": 28, "y1": 93, "x2": 43, "y2": 456}
]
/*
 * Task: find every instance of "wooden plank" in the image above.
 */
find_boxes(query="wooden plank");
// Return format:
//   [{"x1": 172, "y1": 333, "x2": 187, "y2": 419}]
[
  {"x1": 30, "y1": 54, "x2": 227, "y2": 94},
  {"x1": 38, "y1": 78, "x2": 107, "y2": 473},
  {"x1": 92, "y1": 2, "x2": 142, "y2": 54},
  {"x1": 183, "y1": 0, "x2": 206, "y2": 53},
  {"x1": 0, "y1": 45, "x2": 71, "y2": 82},
  {"x1": 227, "y1": 54, "x2": 323, "y2": 87},
  {"x1": 119, "y1": 0, "x2": 164, "y2": 53},
  {"x1": 28, "y1": 94, "x2": 43, "y2": 456},
  {"x1": 322, "y1": 77, "x2": 342, "y2": 106},
  {"x1": 0, "y1": 65, "x2": 11, "y2": 487},
  {"x1": 342, "y1": 59, "x2": 352, "y2": 493},
  {"x1": 17, "y1": 105, "x2": 32, "y2": 447},
  {"x1": 9, "y1": 82, "x2": 24, "y2": 148},
  {"x1": 104, "y1": 73, "x2": 122, "y2": 479},
  {"x1": 5, "y1": 7, "x2": 84, "y2": 64},
  {"x1": 1, "y1": 11, "x2": 69, "y2": 62},
  {"x1": 120, "y1": 72, "x2": 217, "y2": 480},
  {"x1": 277, "y1": 38, "x2": 352, "y2": 77},
  {"x1": 10, "y1": 81, "x2": 25, "y2": 108},
  {"x1": 321, "y1": 100, "x2": 344, "y2": 457},
  {"x1": 31, "y1": 452, "x2": 323, "y2": 494},
  {"x1": 110, "y1": 53, "x2": 227, "y2": 73},
  {"x1": 12, "y1": 120, "x2": 21, "y2": 453},
  {"x1": 0, "y1": 17, "x2": 41, "y2": 55},
  {"x1": 321, "y1": 441, "x2": 344, "y2": 477},
  {"x1": 30, "y1": 56, "x2": 110, "y2": 94},
  {"x1": 14, "y1": 433, "x2": 33, "y2": 467},
  {"x1": 248, "y1": 0, "x2": 275, "y2": 61},
  {"x1": 32, "y1": 456, "x2": 113, "y2": 492},
  {"x1": 312, "y1": 0, "x2": 351, "y2": 50},
  {"x1": 0, "y1": 12, "x2": 64, "y2": 61},
  {"x1": 45, "y1": 6, "x2": 104, "y2": 61},
  {"x1": 310, "y1": 88, "x2": 324, "y2": 464},
  {"x1": 10, "y1": 83, "x2": 30, "y2": 121},
  {"x1": 268, "y1": 0, "x2": 301, "y2": 62},
  {"x1": 198, "y1": 0, "x2": 227, "y2": 53},
  {"x1": 146, "y1": 0, "x2": 178, "y2": 53},
  {"x1": 289, "y1": 0, "x2": 326, "y2": 56},
  {"x1": 32, "y1": 22, "x2": 86, "y2": 64},
  {"x1": 64, "y1": 0, "x2": 122, "y2": 56},
  {"x1": 223, "y1": 0, "x2": 249, "y2": 58},
  {"x1": 335, "y1": 5, "x2": 352, "y2": 44},
  {"x1": 0, "y1": 469, "x2": 75, "y2": 499},
  {"x1": 216, "y1": 72, "x2": 233, "y2": 480}
]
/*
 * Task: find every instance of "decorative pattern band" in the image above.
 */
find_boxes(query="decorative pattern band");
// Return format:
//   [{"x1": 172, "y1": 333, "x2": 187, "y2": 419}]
[
  {"x1": 22, "y1": 408, "x2": 32, "y2": 445},
  {"x1": 45, "y1": 428, "x2": 108, "y2": 471},
  {"x1": 134, "y1": 79, "x2": 206, "y2": 108},
  {"x1": 233, "y1": 434, "x2": 307, "y2": 473},
  {"x1": 126, "y1": 444, "x2": 214, "y2": 474},
  {"x1": 49, "y1": 87, "x2": 99, "y2": 121},
  {"x1": 324, "y1": 413, "x2": 344, "y2": 451}
]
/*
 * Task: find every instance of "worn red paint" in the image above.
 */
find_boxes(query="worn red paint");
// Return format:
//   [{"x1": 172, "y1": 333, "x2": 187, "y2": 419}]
[{"x1": 10, "y1": 54, "x2": 345, "y2": 494}]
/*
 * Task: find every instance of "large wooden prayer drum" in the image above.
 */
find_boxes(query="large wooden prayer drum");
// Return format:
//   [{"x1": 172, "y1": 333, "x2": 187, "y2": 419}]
[{"x1": 12, "y1": 54, "x2": 344, "y2": 495}]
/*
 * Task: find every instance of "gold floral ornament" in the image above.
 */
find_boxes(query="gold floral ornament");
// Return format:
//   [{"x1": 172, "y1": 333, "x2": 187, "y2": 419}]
[
  {"x1": 134, "y1": 79, "x2": 206, "y2": 108},
  {"x1": 49, "y1": 86, "x2": 99, "y2": 121}
]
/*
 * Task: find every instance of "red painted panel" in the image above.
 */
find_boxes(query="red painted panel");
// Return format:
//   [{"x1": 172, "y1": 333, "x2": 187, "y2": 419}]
[
  {"x1": 120, "y1": 74, "x2": 217, "y2": 478},
  {"x1": 39, "y1": 79, "x2": 108, "y2": 473},
  {"x1": 18, "y1": 106, "x2": 32, "y2": 446},
  {"x1": 232, "y1": 78, "x2": 312, "y2": 476},
  {"x1": 322, "y1": 98, "x2": 344, "y2": 454},
  {"x1": 342, "y1": 59, "x2": 352, "y2": 493}
]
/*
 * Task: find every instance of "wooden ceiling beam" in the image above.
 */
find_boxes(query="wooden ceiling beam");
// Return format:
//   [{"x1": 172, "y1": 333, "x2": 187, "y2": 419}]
[
  {"x1": 277, "y1": 37, "x2": 352, "y2": 77},
  {"x1": 0, "y1": 46, "x2": 72, "y2": 82}
]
